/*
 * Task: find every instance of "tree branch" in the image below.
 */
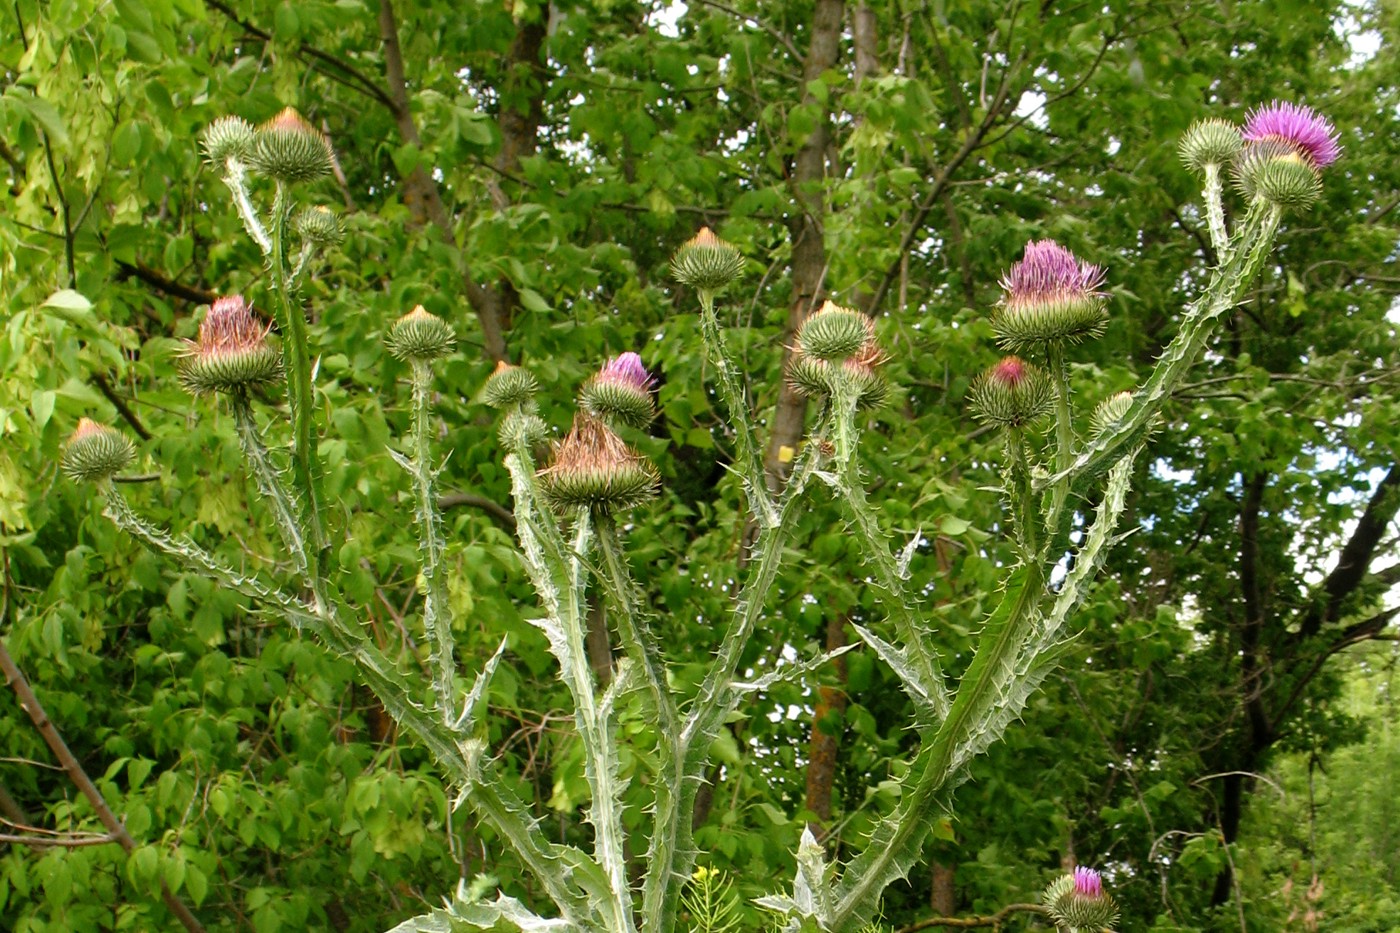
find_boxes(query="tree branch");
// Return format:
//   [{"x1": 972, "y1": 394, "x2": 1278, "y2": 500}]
[
  {"x1": 1295, "y1": 464, "x2": 1400, "y2": 638},
  {"x1": 895, "y1": 903, "x2": 1050, "y2": 932},
  {"x1": 437, "y1": 491, "x2": 517, "y2": 532},
  {"x1": 0, "y1": 548, "x2": 206, "y2": 932}
]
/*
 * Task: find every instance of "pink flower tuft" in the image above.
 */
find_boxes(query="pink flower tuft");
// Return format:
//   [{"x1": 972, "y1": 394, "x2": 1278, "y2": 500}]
[
  {"x1": 188, "y1": 295, "x2": 272, "y2": 357},
  {"x1": 1243, "y1": 101, "x2": 1340, "y2": 168},
  {"x1": 1073, "y1": 867, "x2": 1104, "y2": 899},
  {"x1": 990, "y1": 356, "x2": 1029, "y2": 387},
  {"x1": 598, "y1": 352, "x2": 654, "y2": 391},
  {"x1": 1000, "y1": 240, "x2": 1106, "y2": 307}
]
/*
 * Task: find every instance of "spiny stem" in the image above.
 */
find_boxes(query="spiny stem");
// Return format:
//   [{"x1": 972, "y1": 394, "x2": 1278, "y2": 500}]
[
  {"x1": 698, "y1": 290, "x2": 776, "y2": 526},
  {"x1": 1043, "y1": 342, "x2": 1074, "y2": 544},
  {"x1": 830, "y1": 388, "x2": 949, "y2": 720},
  {"x1": 1202, "y1": 162, "x2": 1230, "y2": 259},
  {"x1": 596, "y1": 515, "x2": 683, "y2": 933},
  {"x1": 222, "y1": 159, "x2": 271, "y2": 254},
  {"x1": 409, "y1": 360, "x2": 455, "y2": 721},
  {"x1": 229, "y1": 393, "x2": 307, "y2": 578},
  {"x1": 269, "y1": 181, "x2": 327, "y2": 562}
]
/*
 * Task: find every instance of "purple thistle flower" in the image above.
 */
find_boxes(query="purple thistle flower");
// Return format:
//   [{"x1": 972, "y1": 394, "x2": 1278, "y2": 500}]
[
  {"x1": 1243, "y1": 101, "x2": 1340, "y2": 168},
  {"x1": 598, "y1": 352, "x2": 654, "y2": 391},
  {"x1": 999, "y1": 240, "x2": 1106, "y2": 307},
  {"x1": 1073, "y1": 866, "x2": 1104, "y2": 899}
]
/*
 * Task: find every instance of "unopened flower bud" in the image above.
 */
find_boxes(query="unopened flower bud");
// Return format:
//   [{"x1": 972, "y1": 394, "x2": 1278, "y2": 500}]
[
  {"x1": 177, "y1": 295, "x2": 281, "y2": 395},
  {"x1": 248, "y1": 107, "x2": 334, "y2": 184},
  {"x1": 992, "y1": 240, "x2": 1108, "y2": 352},
  {"x1": 201, "y1": 116, "x2": 256, "y2": 165},
  {"x1": 1043, "y1": 867, "x2": 1119, "y2": 932},
  {"x1": 386, "y1": 305, "x2": 455, "y2": 363},
  {"x1": 296, "y1": 205, "x2": 344, "y2": 248},
  {"x1": 788, "y1": 336, "x2": 888, "y2": 409},
  {"x1": 1232, "y1": 141, "x2": 1322, "y2": 209},
  {"x1": 796, "y1": 301, "x2": 874, "y2": 361},
  {"x1": 482, "y1": 360, "x2": 539, "y2": 409},
  {"x1": 1178, "y1": 118, "x2": 1242, "y2": 174},
  {"x1": 538, "y1": 414, "x2": 658, "y2": 513},
  {"x1": 499, "y1": 409, "x2": 549, "y2": 454},
  {"x1": 61, "y1": 419, "x2": 136, "y2": 483},
  {"x1": 671, "y1": 227, "x2": 745, "y2": 292},
  {"x1": 969, "y1": 356, "x2": 1052, "y2": 428},
  {"x1": 579, "y1": 352, "x2": 656, "y2": 430}
]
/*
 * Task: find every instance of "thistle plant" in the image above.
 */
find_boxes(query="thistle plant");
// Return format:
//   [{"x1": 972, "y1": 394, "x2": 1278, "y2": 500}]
[{"x1": 65, "y1": 102, "x2": 1339, "y2": 932}]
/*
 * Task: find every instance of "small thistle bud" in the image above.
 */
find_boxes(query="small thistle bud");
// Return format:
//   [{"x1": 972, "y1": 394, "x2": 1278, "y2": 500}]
[
  {"x1": 671, "y1": 227, "x2": 745, "y2": 292},
  {"x1": 1089, "y1": 391, "x2": 1135, "y2": 438},
  {"x1": 499, "y1": 409, "x2": 549, "y2": 454},
  {"x1": 61, "y1": 419, "x2": 136, "y2": 483},
  {"x1": 969, "y1": 356, "x2": 1052, "y2": 428},
  {"x1": 177, "y1": 295, "x2": 281, "y2": 395},
  {"x1": 992, "y1": 240, "x2": 1108, "y2": 352},
  {"x1": 295, "y1": 205, "x2": 344, "y2": 248},
  {"x1": 843, "y1": 339, "x2": 890, "y2": 410},
  {"x1": 579, "y1": 352, "x2": 657, "y2": 430},
  {"x1": 247, "y1": 107, "x2": 334, "y2": 184},
  {"x1": 386, "y1": 305, "x2": 456, "y2": 363},
  {"x1": 1232, "y1": 141, "x2": 1322, "y2": 210},
  {"x1": 482, "y1": 360, "x2": 539, "y2": 409},
  {"x1": 796, "y1": 301, "x2": 875, "y2": 361},
  {"x1": 538, "y1": 414, "x2": 658, "y2": 514},
  {"x1": 1178, "y1": 118, "x2": 1242, "y2": 174},
  {"x1": 1043, "y1": 867, "x2": 1119, "y2": 932},
  {"x1": 1242, "y1": 100, "x2": 1340, "y2": 169},
  {"x1": 201, "y1": 116, "x2": 256, "y2": 165}
]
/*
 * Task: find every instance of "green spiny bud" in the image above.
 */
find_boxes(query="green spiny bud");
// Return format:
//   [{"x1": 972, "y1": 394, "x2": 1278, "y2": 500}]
[
  {"x1": 671, "y1": 227, "x2": 745, "y2": 292},
  {"x1": 499, "y1": 409, "x2": 549, "y2": 455},
  {"x1": 296, "y1": 205, "x2": 344, "y2": 248},
  {"x1": 248, "y1": 107, "x2": 334, "y2": 184},
  {"x1": 1232, "y1": 140, "x2": 1322, "y2": 210},
  {"x1": 201, "y1": 116, "x2": 256, "y2": 165},
  {"x1": 538, "y1": 414, "x2": 658, "y2": 514},
  {"x1": 786, "y1": 344, "x2": 888, "y2": 410},
  {"x1": 386, "y1": 305, "x2": 456, "y2": 363},
  {"x1": 578, "y1": 352, "x2": 656, "y2": 430},
  {"x1": 1179, "y1": 118, "x2": 1243, "y2": 174},
  {"x1": 969, "y1": 356, "x2": 1052, "y2": 428},
  {"x1": 482, "y1": 360, "x2": 539, "y2": 409},
  {"x1": 61, "y1": 418, "x2": 136, "y2": 483},
  {"x1": 177, "y1": 295, "x2": 281, "y2": 395},
  {"x1": 796, "y1": 300, "x2": 875, "y2": 361}
]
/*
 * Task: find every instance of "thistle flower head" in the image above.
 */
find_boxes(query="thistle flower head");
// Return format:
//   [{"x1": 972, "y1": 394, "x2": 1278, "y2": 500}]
[
  {"x1": 201, "y1": 115, "x2": 255, "y2": 165},
  {"x1": 1043, "y1": 867, "x2": 1119, "y2": 932},
  {"x1": 580, "y1": 352, "x2": 657, "y2": 430},
  {"x1": 796, "y1": 300, "x2": 876, "y2": 361},
  {"x1": 787, "y1": 324, "x2": 889, "y2": 410},
  {"x1": 993, "y1": 240, "x2": 1109, "y2": 351},
  {"x1": 1243, "y1": 101, "x2": 1340, "y2": 169},
  {"x1": 969, "y1": 356, "x2": 1052, "y2": 429},
  {"x1": 61, "y1": 418, "x2": 136, "y2": 483},
  {"x1": 177, "y1": 295, "x2": 281, "y2": 395},
  {"x1": 538, "y1": 414, "x2": 658, "y2": 513},
  {"x1": 482, "y1": 360, "x2": 539, "y2": 409},
  {"x1": 385, "y1": 305, "x2": 456, "y2": 363},
  {"x1": 248, "y1": 107, "x2": 334, "y2": 184},
  {"x1": 671, "y1": 227, "x2": 745, "y2": 292}
]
